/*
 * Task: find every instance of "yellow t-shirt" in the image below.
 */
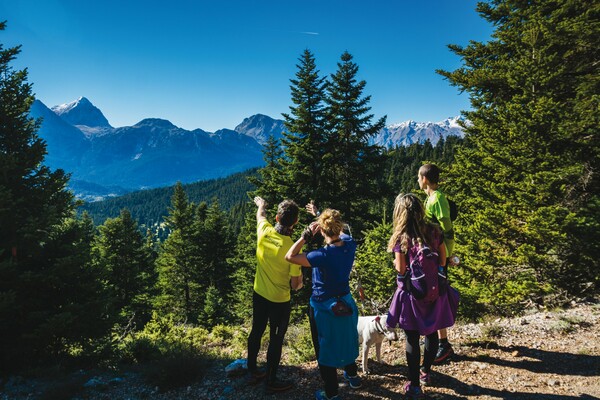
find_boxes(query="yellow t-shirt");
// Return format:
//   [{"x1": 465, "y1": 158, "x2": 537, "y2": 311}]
[{"x1": 254, "y1": 220, "x2": 302, "y2": 303}]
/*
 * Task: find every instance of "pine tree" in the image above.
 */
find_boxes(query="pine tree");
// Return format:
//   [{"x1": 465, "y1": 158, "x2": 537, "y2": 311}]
[
  {"x1": 228, "y1": 208, "x2": 258, "y2": 322},
  {"x1": 155, "y1": 183, "x2": 202, "y2": 322},
  {"x1": 196, "y1": 199, "x2": 233, "y2": 326},
  {"x1": 249, "y1": 135, "x2": 284, "y2": 205},
  {"x1": 352, "y1": 221, "x2": 395, "y2": 315},
  {"x1": 93, "y1": 209, "x2": 155, "y2": 328},
  {"x1": 438, "y1": 0, "x2": 600, "y2": 312},
  {"x1": 323, "y1": 51, "x2": 387, "y2": 235},
  {"x1": 0, "y1": 21, "x2": 103, "y2": 369},
  {"x1": 279, "y1": 49, "x2": 329, "y2": 207}
]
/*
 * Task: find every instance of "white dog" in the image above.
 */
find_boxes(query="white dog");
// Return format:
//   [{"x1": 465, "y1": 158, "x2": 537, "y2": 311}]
[{"x1": 357, "y1": 315, "x2": 398, "y2": 374}]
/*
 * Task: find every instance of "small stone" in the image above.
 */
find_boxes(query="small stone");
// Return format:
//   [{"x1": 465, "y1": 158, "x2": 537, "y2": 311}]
[
  {"x1": 520, "y1": 318, "x2": 528, "y2": 325},
  {"x1": 84, "y1": 377, "x2": 105, "y2": 388},
  {"x1": 511, "y1": 350, "x2": 520, "y2": 357},
  {"x1": 547, "y1": 379, "x2": 560, "y2": 386}
]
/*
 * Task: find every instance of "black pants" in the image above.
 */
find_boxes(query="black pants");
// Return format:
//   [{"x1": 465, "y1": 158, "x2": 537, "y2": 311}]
[
  {"x1": 247, "y1": 291, "x2": 291, "y2": 382},
  {"x1": 309, "y1": 305, "x2": 358, "y2": 398},
  {"x1": 404, "y1": 329, "x2": 439, "y2": 387}
]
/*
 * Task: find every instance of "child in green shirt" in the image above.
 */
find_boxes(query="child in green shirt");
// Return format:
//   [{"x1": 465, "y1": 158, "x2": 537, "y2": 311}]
[{"x1": 418, "y1": 163, "x2": 456, "y2": 364}]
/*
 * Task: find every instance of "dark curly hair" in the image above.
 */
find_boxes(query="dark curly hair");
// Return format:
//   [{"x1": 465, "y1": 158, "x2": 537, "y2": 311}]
[{"x1": 277, "y1": 200, "x2": 299, "y2": 227}]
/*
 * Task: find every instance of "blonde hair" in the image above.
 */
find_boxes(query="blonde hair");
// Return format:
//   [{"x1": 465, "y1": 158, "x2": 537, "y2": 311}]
[
  {"x1": 317, "y1": 209, "x2": 344, "y2": 238},
  {"x1": 387, "y1": 193, "x2": 435, "y2": 253}
]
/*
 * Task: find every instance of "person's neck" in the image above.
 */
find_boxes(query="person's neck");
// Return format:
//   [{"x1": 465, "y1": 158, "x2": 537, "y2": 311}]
[
  {"x1": 275, "y1": 223, "x2": 294, "y2": 236},
  {"x1": 326, "y1": 235, "x2": 343, "y2": 246},
  {"x1": 425, "y1": 184, "x2": 438, "y2": 196}
]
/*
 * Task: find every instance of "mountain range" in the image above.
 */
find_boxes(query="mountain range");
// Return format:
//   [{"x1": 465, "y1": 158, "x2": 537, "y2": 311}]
[{"x1": 30, "y1": 97, "x2": 465, "y2": 200}]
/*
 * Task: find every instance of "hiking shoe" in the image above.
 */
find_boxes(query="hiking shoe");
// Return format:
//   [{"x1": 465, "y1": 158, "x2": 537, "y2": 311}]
[
  {"x1": 343, "y1": 371, "x2": 362, "y2": 389},
  {"x1": 433, "y1": 342, "x2": 454, "y2": 364},
  {"x1": 419, "y1": 369, "x2": 431, "y2": 386},
  {"x1": 265, "y1": 378, "x2": 293, "y2": 394},
  {"x1": 246, "y1": 369, "x2": 266, "y2": 385},
  {"x1": 315, "y1": 389, "x2": 340, "y2": 400},
  {"x1": 403, "y1": 383, "x2": 426, "y2": 400}
]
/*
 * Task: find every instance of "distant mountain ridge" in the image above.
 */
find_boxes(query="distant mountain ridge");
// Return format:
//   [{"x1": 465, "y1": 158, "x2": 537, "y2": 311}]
[
  {"x1": 31, "y1": 97, "x2": 465, "y2": 199},
  {"x1": 372, "y1": 116, "x2": 468, "y2": 147}
]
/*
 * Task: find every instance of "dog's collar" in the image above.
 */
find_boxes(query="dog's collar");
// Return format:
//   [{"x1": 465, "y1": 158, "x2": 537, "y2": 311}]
[{"x1": 374, "y1": 316, "x2": 386, "y2": 334}]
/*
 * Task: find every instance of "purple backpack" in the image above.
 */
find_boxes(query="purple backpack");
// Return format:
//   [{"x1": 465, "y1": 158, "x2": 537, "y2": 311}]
[{"x1": 405, "y1": 239, "x2": 446, "y2": 302}]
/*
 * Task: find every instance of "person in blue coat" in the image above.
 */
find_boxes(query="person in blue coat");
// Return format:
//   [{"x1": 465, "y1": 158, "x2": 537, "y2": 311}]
[{"x1": 286, "y1": 208, "x2": 360, "y2": 400}]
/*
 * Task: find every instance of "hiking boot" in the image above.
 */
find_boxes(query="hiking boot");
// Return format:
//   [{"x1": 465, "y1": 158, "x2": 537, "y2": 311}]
[
  {"x1": 343, "y1": 371, "x2": 362, "y2": 389},
  {"x1": 246, "y1": 369, "x2": 266, "y2": 385},
  {"x1": 315, "y1": 389, "x2": 340, "y2": 400},
  {"x1": 403, "y1": 383, "x2": 426, "y2": 400},
  {"x1": 433, "y1": 342, "x2": 454, "y2": 364},
  {"x1": 265, "y1": 378, "x2": 293, "y2": 394},
  {"x1": 419, "y1": 369, "x2": 431, "y2": 386}
]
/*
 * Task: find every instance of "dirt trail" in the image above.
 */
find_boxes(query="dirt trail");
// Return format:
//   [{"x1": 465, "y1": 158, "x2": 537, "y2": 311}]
[
  {"x1": 198, "y1": 301, "x2": 600, "y2": 399},
  {"x1": 2, "y1": 302, "x2": 599, "y2": 399}
]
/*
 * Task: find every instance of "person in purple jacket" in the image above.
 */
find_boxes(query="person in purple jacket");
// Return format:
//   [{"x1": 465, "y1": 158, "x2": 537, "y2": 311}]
[{"x1": 386, "y1": 193, "x2": 459, "y2": 400}]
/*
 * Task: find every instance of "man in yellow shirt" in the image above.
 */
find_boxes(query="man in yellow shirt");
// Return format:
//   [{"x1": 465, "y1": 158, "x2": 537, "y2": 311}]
[{"x1": 247, "y1": 196, "x2": 303, "y2": 394}]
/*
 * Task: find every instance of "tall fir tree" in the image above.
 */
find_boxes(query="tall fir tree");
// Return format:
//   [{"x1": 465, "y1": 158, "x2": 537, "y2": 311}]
[
  {"x1": 438, "y1": 0, "x2": 600, "y2": 312},
  {"x1": 155, "y1": 183, "x2": 202, "y2": 322},
  {"x1": 227, "y1": 208, "x2": 258, "y2": 322},
  {"x1": 279, "y1": 49, "x2": 329, "y2": 208},
  {"x1": 92, "y1": 209, "x2": 156, "y2": 329},
  {"x1": 196, "y1": 199, "x2": 233, "y2": 326},
  {"x1": 323, "y1": 51, "x2": 387, "y2": 235},
  {"x1": 249, "y1": 134, "x2": 284, "y2": 205},
  {"x1": 0, "y1": 21, "x2": 105, "y2": 370}
]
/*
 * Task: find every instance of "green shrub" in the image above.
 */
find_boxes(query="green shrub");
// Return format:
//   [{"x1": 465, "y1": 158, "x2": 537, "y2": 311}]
[
  {"x1": 285, "y1": 320, "x2": 315, "y2": 364},
  {"x1": 119, "y1": 313, "x2": 211, "y2": 363}
]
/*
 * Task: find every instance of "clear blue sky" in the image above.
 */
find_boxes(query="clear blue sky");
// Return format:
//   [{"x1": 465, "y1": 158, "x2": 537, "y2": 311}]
[{"x1": 0, "y1": 0, "x2": 492, "y2": 132}]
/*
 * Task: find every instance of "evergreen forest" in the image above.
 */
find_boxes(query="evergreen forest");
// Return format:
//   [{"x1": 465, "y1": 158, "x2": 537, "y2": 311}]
[{"x1": 0, "y1": 0, "x2": 598, "y2": 387}]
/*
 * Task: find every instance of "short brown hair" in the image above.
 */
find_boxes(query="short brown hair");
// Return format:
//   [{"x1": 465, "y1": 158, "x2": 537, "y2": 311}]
[
  {"x1": 277, "y1": 200, "x2": 299, "y2": 227},
  {"x1": 419, "y1": 163, "x2": 440, "y2": 184}
]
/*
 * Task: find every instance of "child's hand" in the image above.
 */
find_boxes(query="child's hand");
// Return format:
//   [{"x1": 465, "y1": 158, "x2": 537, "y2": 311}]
[
  {"x1": 305, "y1": 201, "x2": 319, "y2": 217},
  {"x1": 449, "y1": 255, "x2": 460, "y2": 266}
]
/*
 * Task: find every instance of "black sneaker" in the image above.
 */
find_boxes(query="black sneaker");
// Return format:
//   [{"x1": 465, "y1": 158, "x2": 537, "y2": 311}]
[
  {"x1": 265, "y1": 378, "x2": 294, "y2": 394},
  {"x1": 433, "y1": 342, "x2": 454, "y2": 364},
  {"x1": 246, "y1": 369, "x2": 267, "y2": 385}
]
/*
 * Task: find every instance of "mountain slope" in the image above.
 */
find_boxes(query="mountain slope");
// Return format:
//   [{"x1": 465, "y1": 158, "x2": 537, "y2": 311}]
[
  {"x1": 31, "y1": 97, "x2": 466, "y2": 197},
  {"x1": 33, "y1": 99, "x2": 266, "y2": 190},
  {"x1": 234, "y1": 114, "x2": 287, "y2": 145},
  {"x1": 30, "y1": 100, "x2": 90, "y2": 172},
  {"x1": 80, "y1": 169, "x2": 258, "y2": 228}
]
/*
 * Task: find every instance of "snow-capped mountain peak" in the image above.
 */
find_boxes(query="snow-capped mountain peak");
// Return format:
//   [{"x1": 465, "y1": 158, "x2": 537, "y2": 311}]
[
  {"x1": 51, "y1": 96, "x2": 90, "y2": 114},
  {"x1": 51, "y1": 97, "x2": 112, "y2": 130}
]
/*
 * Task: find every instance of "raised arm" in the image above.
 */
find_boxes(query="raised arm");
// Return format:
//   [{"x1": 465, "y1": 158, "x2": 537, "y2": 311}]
[
  {"x1": 286, "y1": 237, "x2": 311, "y2": 267},
  {"x1": 286, "y1": 222, "x2": 320, "y2": 267},
  {"x1": 254, "y1": 196, "x2": 267, "y2": 223}
]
